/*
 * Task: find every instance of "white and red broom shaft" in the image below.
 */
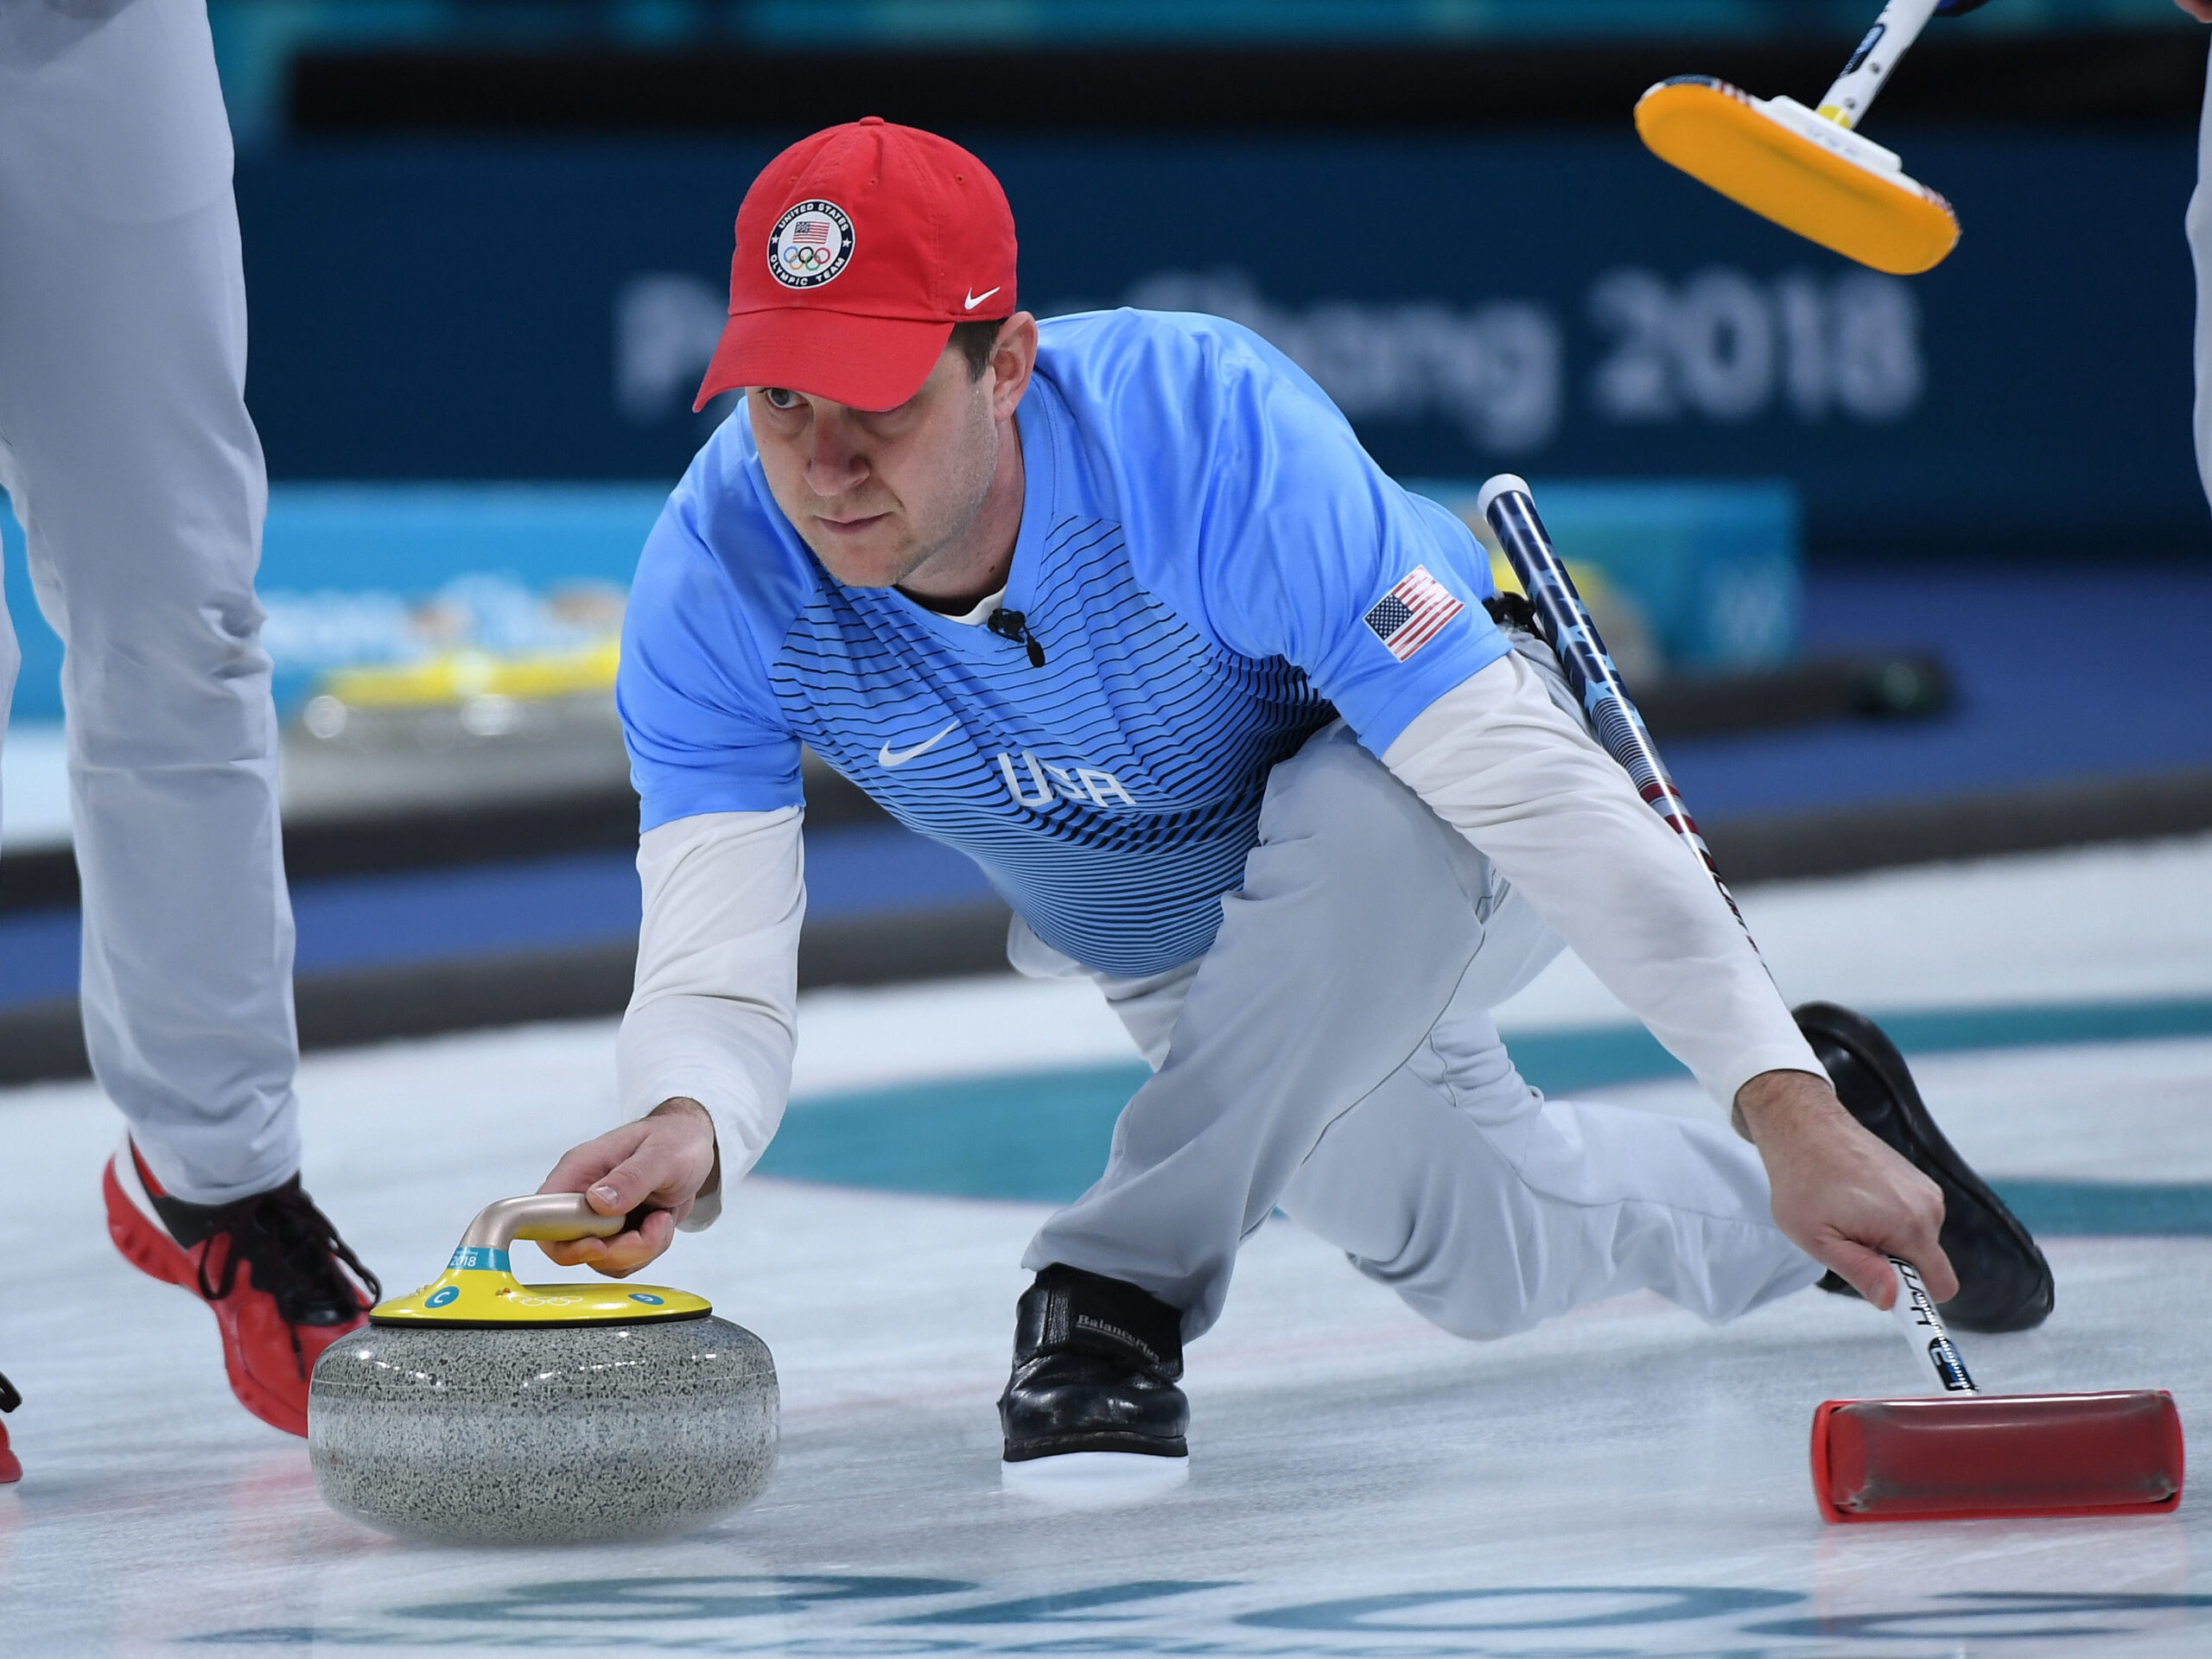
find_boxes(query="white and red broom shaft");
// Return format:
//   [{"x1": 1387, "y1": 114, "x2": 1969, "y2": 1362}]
[
  {"x1": 1887, "y1": 1255, "x2": 1978, "y2": 1393},
  {"x1": 1480, "y1": 474, "x2": 1989, "y2": 1390},
  {"x1": 1819, "y1": 0, "x2": 1942, "y2": 130},
  {"x1": 1476, "y1": 474, "x2": 1751, "y2": 940}
]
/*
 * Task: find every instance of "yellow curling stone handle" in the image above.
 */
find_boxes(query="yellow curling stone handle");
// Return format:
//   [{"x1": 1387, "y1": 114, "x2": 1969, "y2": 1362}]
[{"x1": 370, "y1": 1192, "x2": 713, "y2": 1327}]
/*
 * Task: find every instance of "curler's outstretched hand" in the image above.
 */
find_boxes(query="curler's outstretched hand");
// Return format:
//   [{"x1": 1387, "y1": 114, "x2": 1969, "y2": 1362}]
[{"x1": 536, "y1": 1097, "x2": 721, "y2": 1277}]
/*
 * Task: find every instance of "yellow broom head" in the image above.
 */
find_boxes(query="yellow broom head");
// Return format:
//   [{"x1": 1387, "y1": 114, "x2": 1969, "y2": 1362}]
[{"x1": 1635, "y1": 77, "x2": 1959, "y2": 276}]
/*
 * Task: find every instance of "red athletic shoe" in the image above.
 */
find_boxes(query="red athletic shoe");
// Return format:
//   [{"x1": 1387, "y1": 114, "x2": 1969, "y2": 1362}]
[
  {"x1": 103, "y1": 1140, "x2": 380, "y2": 1437},
  {"x1": 0, "y1": 1370, "x2": 20, "y2": 1483}
]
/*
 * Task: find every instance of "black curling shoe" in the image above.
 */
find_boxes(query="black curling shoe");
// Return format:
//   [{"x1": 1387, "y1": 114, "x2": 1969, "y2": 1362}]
[
  {"x1": 1796, "y1": 1000, "x2": 2055, "y2": 1333},
  {"x1": 999, "y1": 1264, "x2": 1190, "y2": 1462}
]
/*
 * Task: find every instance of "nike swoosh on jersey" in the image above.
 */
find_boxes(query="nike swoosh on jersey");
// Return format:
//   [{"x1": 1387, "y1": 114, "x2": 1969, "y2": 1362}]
[
  {"x1": 963, "y1": 286, "x2": 1002, "y2": 312},
  {"x1": 878, "y1": 721, "x2": 961, "y2": 768}
]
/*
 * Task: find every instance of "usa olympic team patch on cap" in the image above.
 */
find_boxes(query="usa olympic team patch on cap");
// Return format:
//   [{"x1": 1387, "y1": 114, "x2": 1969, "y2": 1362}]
[{"x1": 769, "y1": 200, "x2": 855, "y2": 289}]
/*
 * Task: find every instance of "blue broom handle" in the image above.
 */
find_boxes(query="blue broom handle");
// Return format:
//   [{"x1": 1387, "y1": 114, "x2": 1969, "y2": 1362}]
[{"x1": 1474, "y1": 474, "x2": 1752, "y2": 940}]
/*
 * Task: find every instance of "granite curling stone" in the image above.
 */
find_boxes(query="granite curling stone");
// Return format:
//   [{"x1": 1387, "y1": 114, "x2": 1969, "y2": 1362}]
[{"x1": 308, "y1": 1192, "x2": 777, "y2": 1544}]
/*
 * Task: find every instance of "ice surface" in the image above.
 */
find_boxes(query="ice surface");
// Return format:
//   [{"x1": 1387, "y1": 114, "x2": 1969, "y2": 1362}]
[
  {"x1": 1495, "y1": 830, "x2": 2212, "y2": 1033},
  {"x1": 1609, "y1": 1035, "x2": 2212, "y2": 1185},
  {"x1": 790, "y1": 976, "x2": 1140, "y2": 1096},
  {"x1": 3, "y1": 844, "x2": 2211, "y2": 1656}
]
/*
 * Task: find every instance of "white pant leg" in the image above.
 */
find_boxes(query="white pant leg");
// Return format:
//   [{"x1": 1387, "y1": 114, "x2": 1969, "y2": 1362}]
[
  {"x1": 1278, "y1": 972, "x2": 1818, "y2": 1339},
  {"x1": 2190, "y1": 30, "x2": 2212, "y2": 514},
  {"x1": 0, "y1": 0, "x2": 299, "y2": 1203},
  {"x1": 1020, "y1": 717, "x2": 1813, "y2": 1338},
  {"x1": 1022, "y1": 721, "x2": 1510, "y2": 1333}
]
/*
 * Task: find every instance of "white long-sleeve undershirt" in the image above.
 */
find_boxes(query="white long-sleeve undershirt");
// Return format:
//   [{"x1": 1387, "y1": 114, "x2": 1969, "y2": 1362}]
[
  {"x1": 618, "y1": 643, "x2": 1822, "y2": 1228},
  {"x1": 617, "y1": 804, "x2": 804, "y2": 1230},
  {"x1": 622, "y1": 588, "x2": 1009, "y2": 1227},
  {"x1": 1381, "y1": 644, "x2": 1823, "y2": 1106}
]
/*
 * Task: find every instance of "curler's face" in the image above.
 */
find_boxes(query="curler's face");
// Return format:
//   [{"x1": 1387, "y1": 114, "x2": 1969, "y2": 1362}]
[{"x1": 749, "y1": 315, "x2": 1034, "y2": 599}]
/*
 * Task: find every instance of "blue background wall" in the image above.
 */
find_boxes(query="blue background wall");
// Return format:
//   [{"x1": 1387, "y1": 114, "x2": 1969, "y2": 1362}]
[{"x1": 236, "y1": 130, "x2": 2207, "y2": 556}]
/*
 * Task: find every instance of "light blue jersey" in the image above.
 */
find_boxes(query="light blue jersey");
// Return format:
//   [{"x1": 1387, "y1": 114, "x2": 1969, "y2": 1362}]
[{"x1": 620, "y1": 309, "x2": 1508, "y2": 978}]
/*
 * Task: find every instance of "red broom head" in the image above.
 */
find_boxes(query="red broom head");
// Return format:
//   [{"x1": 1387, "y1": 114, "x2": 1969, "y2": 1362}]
[{"x1": 1812, "y1": 1391, "x2": 2183, "y2": 1522}]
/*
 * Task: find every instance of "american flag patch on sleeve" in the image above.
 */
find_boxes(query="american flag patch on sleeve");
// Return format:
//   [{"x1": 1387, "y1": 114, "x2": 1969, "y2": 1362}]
[{"x1": 1363, "y1": 567, "x2": 1465, "y2": 662}]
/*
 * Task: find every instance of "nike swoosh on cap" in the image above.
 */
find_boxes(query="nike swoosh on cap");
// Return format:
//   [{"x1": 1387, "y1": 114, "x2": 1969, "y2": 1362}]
[
  {"x1": 963, "y1": 287, "x2": 1002, "y2": 311},
  {"x1": 879, "y1": 721, "x2": 960, "y2": 768}
]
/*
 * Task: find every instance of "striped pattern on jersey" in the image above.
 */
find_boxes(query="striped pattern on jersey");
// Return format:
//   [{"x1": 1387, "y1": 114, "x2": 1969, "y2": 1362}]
[{"x1": 766, "y1": 512, "x2": 1334, "y2": 979}]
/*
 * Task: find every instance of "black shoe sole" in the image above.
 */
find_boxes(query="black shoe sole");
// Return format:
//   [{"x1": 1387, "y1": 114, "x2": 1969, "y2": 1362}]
[
  {"x1": 1003, "y1": 1432, "x2": 1189, "y2": 1462},
  {"x1": 1794, "y1": 1001, "x2": 2055, "y2": 1334}
]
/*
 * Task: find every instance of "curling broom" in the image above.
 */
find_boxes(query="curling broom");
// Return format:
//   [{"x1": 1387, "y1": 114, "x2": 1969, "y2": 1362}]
[
  {"x1": 1472, "y1": 473, "x2": 2186, "y2": 1523},
  {"x1": 1634, "y1": 0, "x2": 1975, "y2": 275}
]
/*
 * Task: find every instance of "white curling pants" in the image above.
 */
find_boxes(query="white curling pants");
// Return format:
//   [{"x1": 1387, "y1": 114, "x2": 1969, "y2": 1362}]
[
  {"x1": 2191, "y1": 29, "x2": 2212, "y2": 514},
  {"x1": 1017, "y1": 717, "x2": 1821, "y2": 1342},
  {"x1": 0, "y1": 0, "x2": 299, "y2": 1202}
]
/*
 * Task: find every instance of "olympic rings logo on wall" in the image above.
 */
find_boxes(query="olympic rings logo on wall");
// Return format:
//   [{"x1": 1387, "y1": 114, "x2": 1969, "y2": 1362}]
[{"x1": 767, "y1": 200, "x2": 855, "y2": 289}]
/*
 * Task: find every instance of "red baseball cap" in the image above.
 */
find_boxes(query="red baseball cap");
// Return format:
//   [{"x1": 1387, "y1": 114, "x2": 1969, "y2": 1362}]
[{"x1": 693, "y1": 118, "x2": 1019, "y2": 414}]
